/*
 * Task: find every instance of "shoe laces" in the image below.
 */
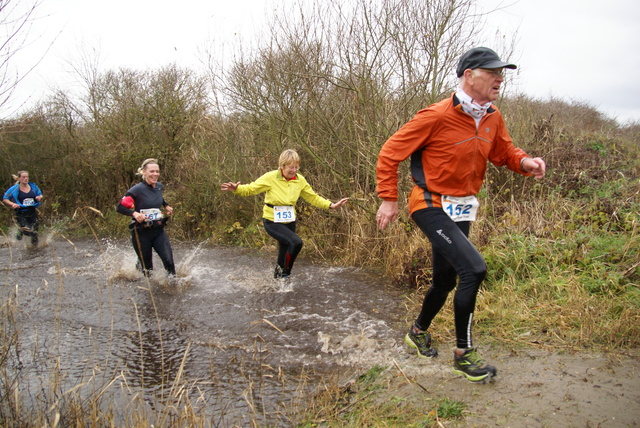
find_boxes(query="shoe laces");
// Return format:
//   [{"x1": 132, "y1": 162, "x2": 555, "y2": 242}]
[
  {"x1": 461, "y1": 348, "x2": 484, "y2": 366},
  {"x1": 412, "y1": 330, "x2": 430, "y2": 347}
]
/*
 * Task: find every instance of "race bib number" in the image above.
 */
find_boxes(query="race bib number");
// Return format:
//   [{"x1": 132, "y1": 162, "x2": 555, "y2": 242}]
[
  {"x1": 273, "y1": 205, "x2": 295, "y2": 223},
  {"x1": 442, "y1": 195, "x2": 479, "y2": 222},
  {"x1": 140, "y1": 208, "x2": 164, "y2": 221},
  {"x1": 21, "y1": 198, "x2": 35, "y2": 206}
]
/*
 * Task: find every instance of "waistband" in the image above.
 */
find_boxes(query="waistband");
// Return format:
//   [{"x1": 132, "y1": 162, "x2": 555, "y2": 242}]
[{"x1": 129, "y1": 218, "x2": 169, "y2": 230}]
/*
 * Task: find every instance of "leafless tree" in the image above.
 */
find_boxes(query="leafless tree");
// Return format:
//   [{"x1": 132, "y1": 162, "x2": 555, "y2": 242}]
[
  {"x1": 209, "y1": 0, "x2": 488, "y2": 191},
  {"x1": 0, "y1": 0, "x2": 45, "y2": 115}
]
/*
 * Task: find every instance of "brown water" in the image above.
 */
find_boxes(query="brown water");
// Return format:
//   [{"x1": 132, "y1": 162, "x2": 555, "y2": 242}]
[{"x1": 0, "y1": 232, "x2": 408, "y2": 426}]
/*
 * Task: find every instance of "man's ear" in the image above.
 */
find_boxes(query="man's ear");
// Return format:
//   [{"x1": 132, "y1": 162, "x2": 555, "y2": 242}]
[{"x1": 463, "y1": 68, "x2": 475, "y2": 80}]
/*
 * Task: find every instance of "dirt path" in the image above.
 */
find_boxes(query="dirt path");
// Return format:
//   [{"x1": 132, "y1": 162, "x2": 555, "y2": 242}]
[{"x1": 385, "y1": 346, "x2": 640, "y2": 427}]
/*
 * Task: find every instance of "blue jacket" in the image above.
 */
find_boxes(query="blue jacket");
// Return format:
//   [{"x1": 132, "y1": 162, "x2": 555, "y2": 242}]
[{"x1": 3, "y1": 182, "x2": 43, "y2": 208}]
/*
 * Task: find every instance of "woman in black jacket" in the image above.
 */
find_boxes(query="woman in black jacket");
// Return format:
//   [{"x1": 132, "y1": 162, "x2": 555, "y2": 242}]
[{"x1": 117, "y1": 158, "x2": 175, "y2": 276}]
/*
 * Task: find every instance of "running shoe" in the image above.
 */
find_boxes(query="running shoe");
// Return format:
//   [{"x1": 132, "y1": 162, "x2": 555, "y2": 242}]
[
  {"x1": 452, "y1": 348, "x2": 497, "y2": 382},
  {"x1": 274, "y1": 265, "x2": 283, "y2": 279},
  {"x1": 404, "y1": 326, "x2": 438, "y2": 358}
]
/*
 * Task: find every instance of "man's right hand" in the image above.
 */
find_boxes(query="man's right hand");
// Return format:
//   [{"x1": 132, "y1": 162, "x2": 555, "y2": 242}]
[{"x1": 376, "y1": 200, "x2": 398, "y2": 230}]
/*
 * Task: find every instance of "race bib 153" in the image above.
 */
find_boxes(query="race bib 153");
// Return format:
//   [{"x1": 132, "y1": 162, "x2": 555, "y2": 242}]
[{"x1": 273, "y1": 205, "x2": 295, "y2": 223}]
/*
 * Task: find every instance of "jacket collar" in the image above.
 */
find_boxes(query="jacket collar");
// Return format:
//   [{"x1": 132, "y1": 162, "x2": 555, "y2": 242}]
[
  {"x1": 452, "y1": 92, "x2": 496, "y2": 114},
  {"x1": 277, "y1": 169, "x2": 297, "y2": 181}
]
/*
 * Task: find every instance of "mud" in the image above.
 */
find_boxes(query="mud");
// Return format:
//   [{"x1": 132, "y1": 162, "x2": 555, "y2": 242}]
[{"x1": 387, "y1": 346, "x2": 640, "y2": 427}]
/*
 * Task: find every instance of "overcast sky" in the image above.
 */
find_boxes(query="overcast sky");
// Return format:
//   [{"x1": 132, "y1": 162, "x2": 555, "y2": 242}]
[{"x1": 5, "y1": 0, "x2": 640, "y2": 124}]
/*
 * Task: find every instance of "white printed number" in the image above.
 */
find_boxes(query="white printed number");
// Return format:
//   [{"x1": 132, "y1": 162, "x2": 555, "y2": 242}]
[
  {"x1": 441, "y1": 195, "x2": 479, "y2": 222},
  {"x1": 273, "y1": 206, "x2": 295, "y2": 223}
]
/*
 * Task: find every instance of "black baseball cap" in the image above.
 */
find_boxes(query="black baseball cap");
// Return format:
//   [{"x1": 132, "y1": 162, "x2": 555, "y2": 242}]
[{"x1": 456, "y1": 47, "x2": 517, "y2": 77}]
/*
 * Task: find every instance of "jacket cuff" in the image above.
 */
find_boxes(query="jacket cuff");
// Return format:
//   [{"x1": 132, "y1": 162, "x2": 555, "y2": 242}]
[{"x1": 520, "y1": 157, "x2": 533, "y2": 172}]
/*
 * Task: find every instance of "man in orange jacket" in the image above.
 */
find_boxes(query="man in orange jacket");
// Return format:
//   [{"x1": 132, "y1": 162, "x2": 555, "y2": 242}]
[{"x1": 376, "y1": 47, "x2": 546, "y2": 383}]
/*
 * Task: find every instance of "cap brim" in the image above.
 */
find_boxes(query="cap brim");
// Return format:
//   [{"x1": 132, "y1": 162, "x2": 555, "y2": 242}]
[{"x1": 482, "y1": 60, "x2": 517, "y2": 70}]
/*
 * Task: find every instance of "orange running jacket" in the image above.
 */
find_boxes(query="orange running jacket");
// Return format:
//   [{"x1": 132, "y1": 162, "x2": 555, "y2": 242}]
[{"x1": 376, "y1": 93, "x2": 532, "y2": 214}]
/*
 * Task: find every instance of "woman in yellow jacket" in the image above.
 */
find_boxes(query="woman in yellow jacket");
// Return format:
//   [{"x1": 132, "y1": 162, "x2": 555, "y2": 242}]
[{"x1": 221, "y1": 149, "x2": 349, "y2": 279}]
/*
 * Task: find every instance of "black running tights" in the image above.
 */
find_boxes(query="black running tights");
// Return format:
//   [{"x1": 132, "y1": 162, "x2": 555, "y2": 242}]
[
  {"x1": 411, "y1": 208, "x2": 487, "y2": 349},
  {"x1": 131, "y1": 227, "x2": 176, "y2": 275},
  {"x1": 262, "y1": 219, "x2": 303, "y2": 275}
]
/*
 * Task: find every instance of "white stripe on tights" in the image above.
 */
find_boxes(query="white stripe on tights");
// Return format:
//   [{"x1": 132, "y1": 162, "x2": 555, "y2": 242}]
[{"x1": 466, "y1": 312, "x2": 473, "y2": 348}]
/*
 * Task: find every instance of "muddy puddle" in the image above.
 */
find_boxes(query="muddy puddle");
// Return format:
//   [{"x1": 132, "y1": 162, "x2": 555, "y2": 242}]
[{"x1": 0, "y1": 232, "x2": 408, "y2": 425}]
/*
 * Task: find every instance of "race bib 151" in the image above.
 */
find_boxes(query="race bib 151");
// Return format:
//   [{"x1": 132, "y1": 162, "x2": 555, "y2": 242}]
[{"x1": 140, "y1": 208, "x2": 164, "y2": 221}]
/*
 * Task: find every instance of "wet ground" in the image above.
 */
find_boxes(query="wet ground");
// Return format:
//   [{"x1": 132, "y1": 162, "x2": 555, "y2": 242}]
[
  {"x1": 0, "y1": 233, "x2": 407, "y2": 425},
  {"x1": 384, "y1": 345, "x2": 640, "y2": 427},
  {"x1": 1, "y1": 232, "x2": 638, "y2": 427}
]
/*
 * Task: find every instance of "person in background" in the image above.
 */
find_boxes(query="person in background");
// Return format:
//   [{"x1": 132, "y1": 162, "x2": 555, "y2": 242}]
[
  {"x1": 221, "y1": 149, "x2": 349, "y2": 280},
  {"x1": 117, "y1": 158, "x2": 176, "y2": 276},
  {"x1": 375, "y1": 47, "x2": 546, "y2": 382},
  {"x1": 3, "y1": 170, "x2": 43, "y2": 245}
]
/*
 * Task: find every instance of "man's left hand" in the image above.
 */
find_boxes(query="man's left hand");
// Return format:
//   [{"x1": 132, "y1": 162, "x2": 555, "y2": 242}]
[{"x1": 523, "y1": 157, "x2": 546, "y2": 179}]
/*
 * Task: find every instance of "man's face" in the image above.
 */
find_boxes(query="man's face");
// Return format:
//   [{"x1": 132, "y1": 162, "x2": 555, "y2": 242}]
[{"x1": 465, "y1": 68, "x2": 504, "y2": 104}]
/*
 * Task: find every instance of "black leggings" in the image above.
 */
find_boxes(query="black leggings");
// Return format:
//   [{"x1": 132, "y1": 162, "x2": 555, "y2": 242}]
[
  {"x1": 262, "y1": 219, "x2": 303, "y2": 275},
  {"x1": 131, "y1": 227, "x2": 176, "y2": 275},
  {"x1": 411, "y1": 208, "x2": 487, "y2": 349},
  {"x1": 16, "y1": 209, "x2": 38, "y2": 235}
]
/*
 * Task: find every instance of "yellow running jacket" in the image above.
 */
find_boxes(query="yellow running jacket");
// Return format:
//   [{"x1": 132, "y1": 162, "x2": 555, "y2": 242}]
[{"x1": 233, "y1": 169, "x2": 331, "y2": 222}]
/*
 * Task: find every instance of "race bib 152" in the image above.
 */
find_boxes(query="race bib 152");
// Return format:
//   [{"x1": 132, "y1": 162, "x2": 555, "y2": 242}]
[{"x1": 441, "y1": 195, "x2": 479, "y2": 222}]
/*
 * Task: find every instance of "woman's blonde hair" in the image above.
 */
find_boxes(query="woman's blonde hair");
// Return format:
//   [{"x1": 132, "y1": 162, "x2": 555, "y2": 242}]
[
  {"x1": 12, "y1": 170, "x2": 28, "y2": 183},
  {"x1": 136, "y1": 158, "x2": 159, "y2": 179},
  {"x1": 278, "y1": 149, "x2": 300, "y2": 168}
]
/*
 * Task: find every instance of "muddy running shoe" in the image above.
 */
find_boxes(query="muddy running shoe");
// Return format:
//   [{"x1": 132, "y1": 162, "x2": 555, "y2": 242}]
[
  {"x1": 452, "y1": 348, "x2": 497, "y2": 383},
  {"x1": 404, "y1": 326, "x2": 438, "y2": 358},
  {"x1": 274, "y1": 265, "x2": 283, "y2": 279}
]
